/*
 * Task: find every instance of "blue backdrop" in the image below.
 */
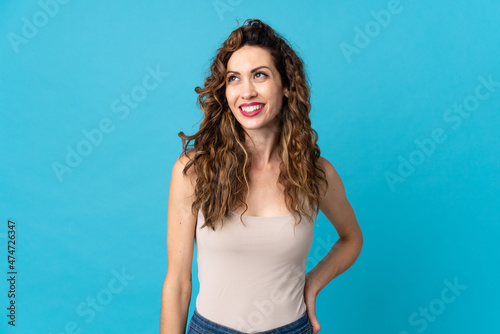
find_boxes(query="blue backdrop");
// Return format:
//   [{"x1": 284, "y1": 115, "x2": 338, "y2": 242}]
[{"x1": 1, "y1": 0, "x2": 499, "y2": 333}]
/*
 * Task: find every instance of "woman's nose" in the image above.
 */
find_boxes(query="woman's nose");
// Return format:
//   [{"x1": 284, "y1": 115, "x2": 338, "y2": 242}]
[{"x1": 240, "y1": 80, "x2": 256, "y2": 99}]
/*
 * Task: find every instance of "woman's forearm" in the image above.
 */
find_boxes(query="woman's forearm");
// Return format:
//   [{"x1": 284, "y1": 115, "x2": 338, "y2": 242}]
[
  {"x1": 305, "y1": 236, "x2": 363, "y2": 296},
  {"x1": 160, "y1": 278, "x2": 192, "y2": 334}
]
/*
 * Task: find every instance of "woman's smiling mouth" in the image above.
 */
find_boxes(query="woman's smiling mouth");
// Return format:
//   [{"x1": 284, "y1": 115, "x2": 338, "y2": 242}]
[{"x1": 239, "y1": 103, "x2": 265, "y2": 116}]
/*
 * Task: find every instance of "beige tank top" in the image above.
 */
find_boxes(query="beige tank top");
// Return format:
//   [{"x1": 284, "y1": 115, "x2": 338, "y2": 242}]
[{"x1": 194, "y1": 207, "x2": 315, "y2": 333}]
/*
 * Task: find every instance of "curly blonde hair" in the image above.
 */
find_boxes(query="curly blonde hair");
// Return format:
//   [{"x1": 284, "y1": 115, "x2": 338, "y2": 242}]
[{"x1": 178, "y1": 19, "x2": 327, "y2": 231}]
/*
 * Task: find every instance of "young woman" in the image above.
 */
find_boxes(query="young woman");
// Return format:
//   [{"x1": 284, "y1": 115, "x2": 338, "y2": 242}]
[{"x1": 160, "y1": 19, "x2": 363, "y2": 334}]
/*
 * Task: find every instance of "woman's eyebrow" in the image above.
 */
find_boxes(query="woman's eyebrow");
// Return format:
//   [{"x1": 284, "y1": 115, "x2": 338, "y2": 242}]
[{"x1": 226, "y1": 66, "x2": 271, "y2": 75}]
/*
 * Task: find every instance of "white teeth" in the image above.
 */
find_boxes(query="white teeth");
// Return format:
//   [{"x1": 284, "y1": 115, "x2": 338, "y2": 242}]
[{"x1": 240, "y1": 104, "x2": 264, "y2": 112}]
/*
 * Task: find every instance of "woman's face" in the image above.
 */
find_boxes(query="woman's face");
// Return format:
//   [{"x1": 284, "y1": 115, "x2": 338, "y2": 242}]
[{"x1": 225, "y1": 45, "x2": 288, "y2": 131}]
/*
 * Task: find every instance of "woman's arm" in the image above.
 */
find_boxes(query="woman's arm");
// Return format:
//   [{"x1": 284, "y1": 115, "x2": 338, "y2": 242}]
[
  {"x1": 303, "y1": 157, "x2": 364, "y2": 333},
  {"x1": 160, "y1": 153, "x2": 197, "y2": 334}
]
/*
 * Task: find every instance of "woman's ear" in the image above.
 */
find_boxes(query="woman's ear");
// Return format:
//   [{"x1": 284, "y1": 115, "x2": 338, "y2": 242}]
[{"x1": 284, "y1": 87, "x2": 289, "y2": 98}]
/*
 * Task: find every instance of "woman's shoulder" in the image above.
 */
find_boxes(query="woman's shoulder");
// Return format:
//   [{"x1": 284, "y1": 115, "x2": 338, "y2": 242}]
[
  {"x1": 317, "y1": 155, "x2": 346, "y2": 195},
  {"x1": 318, "y1": 155, "x2": 333, "y2": 171},
  {"x1": 172, "y1": 150, "x2": 197, "y2": 183},
  {"x1": 177, "y1": 149, "x2": 196, "y2": 165},
  {"x1": 318, "y1": 155, "x2": 340, "y2": 175},
  {"x1": 317, "y1": 155, "x2": 345, "y2": 190},
  {"x1": 175, "y1": 149, "x2": 196, "y2": 167}
]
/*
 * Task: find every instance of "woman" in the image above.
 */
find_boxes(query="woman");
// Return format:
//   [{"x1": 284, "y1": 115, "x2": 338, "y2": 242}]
[{"x1": 160, "y1": 19, "x2": 363, "y2": 334}]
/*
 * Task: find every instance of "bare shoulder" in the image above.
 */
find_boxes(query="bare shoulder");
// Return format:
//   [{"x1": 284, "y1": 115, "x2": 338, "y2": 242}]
[
  {"x1": 170, "y1": 150, "x2": 197, "y2": 192},
  {"x1": 174, "y1": 149, "x2": 197, "y2": 177},
  {"x1": 169, "y1": 150, "x2": 198, "y2": 220},
  {"x1": 318, "y1": 156, "x2": 346, "y2": 199},
  {"x1": 169, "y1": 149, "x2": 198, "y2": 220}
]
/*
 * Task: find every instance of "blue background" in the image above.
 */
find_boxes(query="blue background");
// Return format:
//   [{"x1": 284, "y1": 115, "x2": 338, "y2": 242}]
[{"x1": 1, "y1": 0, "x2": 499, "y2": 333}]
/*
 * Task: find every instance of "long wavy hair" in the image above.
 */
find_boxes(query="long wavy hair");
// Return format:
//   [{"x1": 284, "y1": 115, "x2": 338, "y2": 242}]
[{"x1": 178, "y1": 18, "x2": 327, "y2": 232}]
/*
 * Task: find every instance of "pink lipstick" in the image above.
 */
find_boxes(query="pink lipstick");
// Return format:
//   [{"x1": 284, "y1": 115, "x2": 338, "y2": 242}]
[{"x1": 239, "y1": 103, "x2": 265, "y2": 117}]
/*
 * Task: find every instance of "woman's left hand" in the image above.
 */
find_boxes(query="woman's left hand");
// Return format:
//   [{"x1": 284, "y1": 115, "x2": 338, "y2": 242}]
[{"x1": 304, "y1": 276, "x2": 321, "y2": 333}]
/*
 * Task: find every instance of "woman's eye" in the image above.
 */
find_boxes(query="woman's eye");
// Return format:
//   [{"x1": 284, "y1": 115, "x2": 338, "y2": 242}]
[{"x1": 227, "y1": 72, "x2": 267, "y2": 82}]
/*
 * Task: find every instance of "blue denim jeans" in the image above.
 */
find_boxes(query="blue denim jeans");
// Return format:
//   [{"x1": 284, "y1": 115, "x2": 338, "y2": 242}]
[{"x1": 187, "y1": 308, "x2": 313, "y2": 334}]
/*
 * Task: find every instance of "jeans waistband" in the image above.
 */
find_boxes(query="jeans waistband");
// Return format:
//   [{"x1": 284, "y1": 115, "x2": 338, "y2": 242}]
[{"x1": 188, "y1": 308, "x2": 311, "y2": 334}]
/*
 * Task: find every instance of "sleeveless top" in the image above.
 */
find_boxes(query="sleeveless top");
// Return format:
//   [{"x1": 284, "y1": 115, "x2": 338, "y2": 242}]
[{"x1": 194, "y1": 207, "x2": 315, "y2": 333}]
